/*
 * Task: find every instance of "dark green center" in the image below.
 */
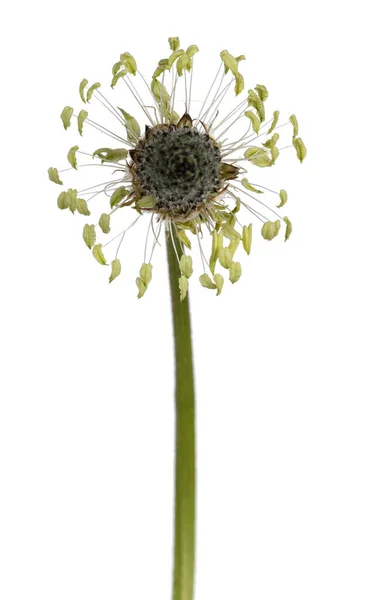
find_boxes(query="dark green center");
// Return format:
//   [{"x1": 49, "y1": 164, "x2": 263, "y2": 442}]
[{"x1": 133, "y1": 125, "x2": 221, "y2": 216}]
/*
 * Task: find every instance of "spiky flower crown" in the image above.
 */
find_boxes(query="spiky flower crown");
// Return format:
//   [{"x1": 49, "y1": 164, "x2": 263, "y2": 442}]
[{"x1": 48, "y1": 37, "x2": 306, "y2": 299}]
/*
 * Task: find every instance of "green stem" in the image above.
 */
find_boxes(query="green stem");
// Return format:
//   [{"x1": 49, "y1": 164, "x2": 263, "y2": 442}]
[{"x1": 166, "y1": 233, "x2": 196, "y2": 600}]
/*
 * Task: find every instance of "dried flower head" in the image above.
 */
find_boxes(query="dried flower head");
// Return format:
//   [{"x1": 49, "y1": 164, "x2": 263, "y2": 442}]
[{"x1": 48, "y1": 37, "x2": 306, "y2": 299}]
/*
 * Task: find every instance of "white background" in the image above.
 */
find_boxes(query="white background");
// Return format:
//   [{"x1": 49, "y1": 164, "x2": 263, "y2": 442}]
[{"x1": 1, "y1": 1, "x2": 367, "y2": 599}]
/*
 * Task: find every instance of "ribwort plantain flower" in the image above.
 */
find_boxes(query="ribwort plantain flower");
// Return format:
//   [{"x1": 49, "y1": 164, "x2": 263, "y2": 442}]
[{"x1": 48, "y1": 37, "x2": 306, "y2": 299}]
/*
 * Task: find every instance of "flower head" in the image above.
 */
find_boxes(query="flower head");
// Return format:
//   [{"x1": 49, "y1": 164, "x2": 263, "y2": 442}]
[{"x1": 48, "y1": 37, "x2": 306, "y2": 299}]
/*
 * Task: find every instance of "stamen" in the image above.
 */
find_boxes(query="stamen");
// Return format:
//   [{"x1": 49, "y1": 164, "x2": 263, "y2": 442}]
[
  {"x1": 149, "y1": 217, "x2": 164, "y2": 262},
  {"x1": 77, "y1": 150, "x2": 128, "y2": 169},
  {"x1": 194, "y1": 218, "x2": 210, "y2": 271},
  {"x1": 138, "y1": 71, "x2": 161, "y2": 124},
  {"x1": 123, "y1": 75, "x2": 155, "y2": 126},
  {"x1": 81, "y1": 116, "x2": 130, "y2": 144},
  {"x1": 213, "y1": 98, "x2": 249, "y2": 131},
  {"x1": 143, "y1": 216, "x2": 152, "y2": 263},
  {"x1": 184, "y1": 70, "x2": 188, "y2": 110},
  {"x1": 168, "y1": 221, "x2": 181, "y2": 266},
  {"x1": 188, "y1": 62, "x2": 194, "y2": 114},
  {"x1": 201, "y1": 73, "x2": 227, "y2": 123},
  {"x1": 78, "y1": 178, "x2": 124, "y2": 195},
  {"x1": 58, "y1": 164, "x2": 122, "y2": 174},
  {"x1": 197, "y1": 62, "x2": 222, "y2": 122},
  {"x1": 101, "y1": 216, "x2": 142, "y2": 257},
  {"x1": 230, "y1": 183, "x2": 284, "y2": 221},
  {"x1": 94, "y1": 90, "x2": 126, "y2": 126},
  {"x1": 227, "y1": 190, "x2": 267, "y2": 223}
]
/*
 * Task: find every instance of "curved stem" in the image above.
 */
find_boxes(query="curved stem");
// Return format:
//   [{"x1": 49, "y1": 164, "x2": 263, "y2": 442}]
[{"x1": 166, "y1": 233, "x2": 196, "y2": 600}]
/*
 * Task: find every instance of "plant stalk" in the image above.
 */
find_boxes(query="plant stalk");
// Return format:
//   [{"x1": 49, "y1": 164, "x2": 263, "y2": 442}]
[{"x1": 166, "y1": 233, "x2": 196, "y2": 600}]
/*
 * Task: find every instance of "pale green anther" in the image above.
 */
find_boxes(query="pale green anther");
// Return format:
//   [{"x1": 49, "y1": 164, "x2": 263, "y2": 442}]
[
  {"x1": 176, "y1": 53, "x2": 191, "y2": 76},
  {"x1": 109, "y1": 259, "x2": 121, "y2": 283},
  {"x1": 67, "y1": 145, "x2": 79, "y2": 169},
  {"x1": 65, "y1": 188, "x2": 77, "y2": 213},
  {"x1": 235, "y1": 55, "x2": 246, "y2": 63},
  {"x1": 214, "y1": 273, "x2": 224, "y2": 296},
  {"x1": 242, "y1": 177, "x2": 263, "y2": 194},
  {"x1": 255, "y1": 84, "x2": 269, "y2": 101},
  {"x1": 136, "y1": 195, "x2": 157, "y2": 209},
  {"x1": 110, "y1": 186, "x2": 129, "y2": 208},
  {"x1": 92, "y1": 243, "x2": 107, "y2": 265},
  {"x1": 120, "y1": 52, "x2": 137, "y2": 75},
  {"x1": 261, "y1": 220, "x2": 281, "y2": 241},
  {"x1": 77, "y1": 110, "x2": 88, "y2": 135},
  {"x1": 229, "y1": 237, "x2": 240, "y2": 259},
  {"x1": 118, "y1": 108, "x2": 141, "y2": 142},
  {"x1": 270, "y1": 145, "x2": 279, "y2": 165},
  {"x1": 220, "y1": 50, "x2": 239, "y2": 75},
  {"x1": 76, "y1": 198, "x2": 91, "y2": 216},
  {"x1": 186, "y1": 45, "x2": 199, "y2": 58},
  {"x1": 179, "y1": 275, "x2": 189, "y2": 301},
  {"x1": 169, "y1": 37, "x2": 180, "y2": 51},
  {"x1": 179, "y1": 255, "x2": 193, "y2": 279},
  {"x1": 242, "y1": 224, "x2": 253, "y2": 255},
  {"x1": 161, "y1": 105, "x2": 180, "y2": 124},
  {"x1": 57, "y1": 191, "x2": 68, "y2": 210},
  {"x1": 136, "y1": 277, "x2": 147, "y2": 299},
  {"x1": 232, "y1": 198, "x2": 241, "y2": 214},
  {"x1": 293, "y1": 137, "x2": 307, "y2": 163},
  {"x1": 289, "y1": 114, "x2": 299, "y2": 138},
  {"x1": 139, "y1": 263, "x2": 153, "y2": 287},
  {"x1": 218, "y1": 247, "x2": 233, "y2": 269},
  {"x1": 244, "y1": 110, "x2": 261, "y2": 134},
  {"x1": 151, "y1": 78, "x2": 171, "y2": 103},
  {"x1": 263, "y1": 133, "x2": 279, "y2": 148},
  {"x1": 86, "y1": 82, "x2": 101, "y2": 103},
  {"x1": 48, "y1": 167, "x2": 63, "y2": 185},
  {"x1": 277, "y1": 189, "x2": 288, "y2": 208},
  {"x1": 234, "y1": 72, "x2": 244, "y2": 96},
  {"x1": 111, "y1": 69, "x2": 127, "y2": 88},
  {"x1": 153, "y1": 59, "x2": 170, "y2": 78},
  {"x1": 209, "y1": 230, "x2": 222, "y2": 274},
  {"x1": 60, "y1": 106, "x2": 73, "y2": 130},
  {"x1": 244, "y1": 147, "x2": 272, "y2": 168},
  {"x1": 267, "y1": 110, "x2": 280, "y2": 134},
  {"x1": 79, "y1": 79, "x2": 88, "y2": 103},
  {"x1": 199, "y1": 274, "x2": 217, "y2": 290},
  {"x1": 83, "y1": 224, "x2": 96, "y2": 249},
  {"x1": 176, "y1": 229, "x2": 191, "y2": 249},
  {"x1": 284, "y1": 216, "x2": 292, "y2": 241},
  {"x1": 93, "y1": 148, "x2": 128, "y2": 164},
  {"x1": 168, "y1": 49, "x2": 184, "y2": 68},
  {"x1": 112, "y1": 61, "x2": 122, "y2": 76},
  {"x1": 229, "y1": 261, "x2": 242, "y2": 284},
  {"x1": 98, "y1": 213, "x2": 111, "y2": 234},
  {"x1": 221, "y1": 223, "x2": 241, "y2": 240},
  {"x1": 247, "y1": 90, "x2": 265, "y2": 122}
]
